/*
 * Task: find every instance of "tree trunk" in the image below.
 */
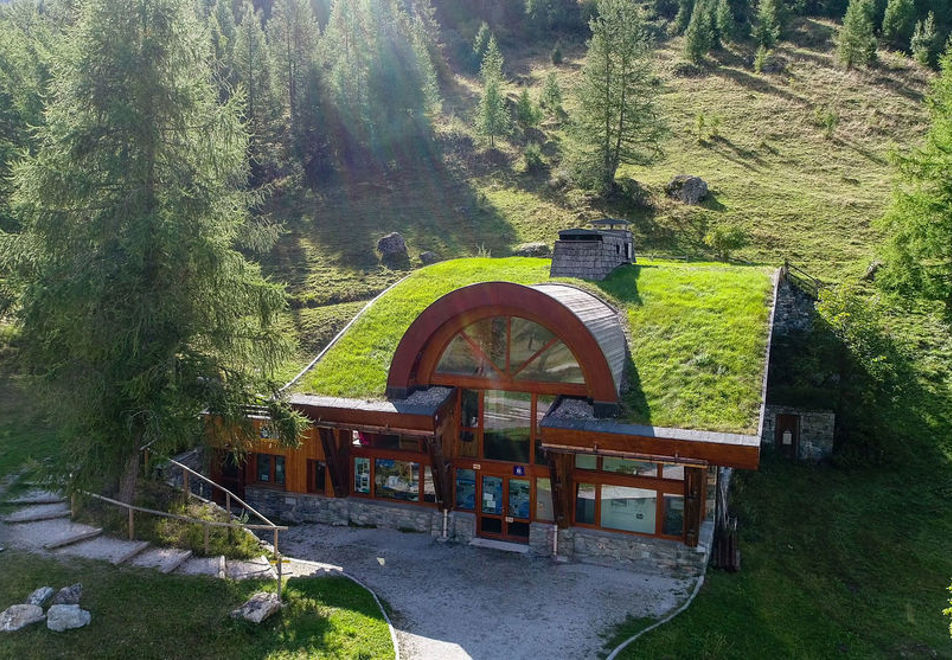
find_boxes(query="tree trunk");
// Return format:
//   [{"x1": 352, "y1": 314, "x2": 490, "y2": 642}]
[{"x1": 118, "y1": 449, "x2": 140, "y2": 504}]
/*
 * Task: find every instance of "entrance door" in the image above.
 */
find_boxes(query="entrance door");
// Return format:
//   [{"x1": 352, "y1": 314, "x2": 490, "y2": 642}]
[{"x1": 478, "y1": 473, "x2": 531, "y2": 543}]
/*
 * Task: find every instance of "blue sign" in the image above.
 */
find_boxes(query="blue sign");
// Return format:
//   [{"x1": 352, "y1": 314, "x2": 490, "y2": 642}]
[{"x1": 513, "y1": 465, "x2": 526, "y2": 476}]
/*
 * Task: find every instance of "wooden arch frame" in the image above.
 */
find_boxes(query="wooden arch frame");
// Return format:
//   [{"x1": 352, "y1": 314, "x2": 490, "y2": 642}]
[{"x1": 386, "y1": 282, "x2": 620, "y2": 411}]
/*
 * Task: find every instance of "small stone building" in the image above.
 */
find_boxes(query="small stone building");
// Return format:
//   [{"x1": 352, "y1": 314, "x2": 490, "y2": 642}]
[{"x1": 549, "y1": 219, "x2": 634, "y2": 281}]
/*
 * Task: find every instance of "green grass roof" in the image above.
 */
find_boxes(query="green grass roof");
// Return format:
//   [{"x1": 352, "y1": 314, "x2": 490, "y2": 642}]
[{"x1": 291, "y1": 257, "x2": 775, "y2": 434}]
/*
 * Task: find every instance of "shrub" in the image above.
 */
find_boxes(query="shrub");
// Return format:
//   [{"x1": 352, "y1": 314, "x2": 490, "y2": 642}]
[
  {"x1": 523, "y1": 142, "x2": 546, "y2": 172},
  {"x1": 754, "y1": 44, "x2": 770, "y2": 72},
  {"x1": 551, "y1": 41, "x2": 564, "y2": 64},
  {"x1": 704, "y1": 224, "x2": 749, "y2": 260},
  {"x1": 910, "y1": 12, "x2": 939, "y2": 67},
  {"x1": 813, "y1": 105, "x2": 840, "y2": 138}
]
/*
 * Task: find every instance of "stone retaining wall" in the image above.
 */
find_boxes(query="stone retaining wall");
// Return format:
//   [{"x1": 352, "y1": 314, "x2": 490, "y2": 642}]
[
  {"x1": 245, "y1": 488, "x2": 708, "y2": 575},
  {"x1": 773, "y1": 278, "x2": 815, "y2": 335},
  {"x1": 761, "y1": 405, "x2": 835, "y2": 461}
]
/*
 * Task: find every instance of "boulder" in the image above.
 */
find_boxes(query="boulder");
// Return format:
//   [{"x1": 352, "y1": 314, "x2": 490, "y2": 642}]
[
  {"x1": 46, "y1": 604, "x2": 91, "y2": 632},
  {"x1": 51, "y1": 583, "x2": 83, "y2": 606},
  {"x1": 665, "y1": 175, "x2": 708, "y2": 205},
  {"x1": 0, "y1": 604, "x2": 45, "y2": 632},
  {"x1": 513, "y1": 242, "x2": 550, "y2": 257},
  {"x1": 26, "y1": 586, "x2": 55, "y2": 608},
  {"x1": 376, "y1": 232, "x2": 407, "y2": 259},
  {"x1": 419, "y1": 251, "x2": 441, "y2": 266},
  {"x1": 230, "y1": 592, "x2": 282, "y2": 624}
]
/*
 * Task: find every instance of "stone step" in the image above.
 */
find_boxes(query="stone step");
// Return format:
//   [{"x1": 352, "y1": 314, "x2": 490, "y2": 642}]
[
  {"x1": 226, "y1": 555, "x2": 277, "y2": 580},
  {"x1": 5, "y1": 489, "x2": 66, "y2": 506},
  {"x1": 54, "y1": 535, "x2": 151, "y2": 565},
  {"x1": 130, "y1": 546, "x2": 193, "y2": 574},
  {"x1": 115, "y1": 540, "x2": 152, "y2": 565},
  {"x1": 176, "y1": 555, "x2": 226, "y2": 578},
  {"x1": 43, "y1": 527, "x2": 103, "y2": 550},
  {"x1": 0, "y1": 517, "x2": 99, "y2": 552},
  {"x1": 468, "y1": 537, "x2": 531, "y2": 554},
  {"x1": 3, "y1": 503, "x2": 71, "y2": 523}
]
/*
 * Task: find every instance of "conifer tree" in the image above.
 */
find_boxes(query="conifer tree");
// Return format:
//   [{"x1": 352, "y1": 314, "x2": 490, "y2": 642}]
[
  {"x1": 879, "y1": 44, "x2": 952, "y2": 316},
  {"x1": 714, "y1": 0, "x2": 737, "y2": 44},
  {"x1": 540, "y1": 71, "x2": 564, "y2": 116},
  {"x1": 516, "y1": 87, "x2": 540, "y2": 129},
  {"x1": 234, "y1": 0, "x2": 281, "y2": 182},
  {"x1": 209, "y1": 0, "x2": 237, "y2": 98},
  {"x1": 476, "y1": 35, "x2": 509, "y2": 148},
  {"x1": 268, "y1": 0, "x2": 320, "y2": 143},
  {"x1": 6, "y1": 0, "x2": 304, "y2": 502},
  {"x1": 684, "y1": 0, "x2": 716, "y2": 62},
  {"x1": 472, "y1": 21, "x2": 491, "y2": 71},
  {"x1": 571, "y1": 0, "x2": 666, "y2": 190},
  {"x1": 880, "y1": 0, "x2": 915, "y2": 50},
  {"x1": 753, "y1": 0, "x2": 782, "y2": 48},
  {"x1": 837, "y1": 0, "x2": 877, "y2": 69},
  {"x1": 911, "y1": 12, "x2": 939, "y2": 67}
]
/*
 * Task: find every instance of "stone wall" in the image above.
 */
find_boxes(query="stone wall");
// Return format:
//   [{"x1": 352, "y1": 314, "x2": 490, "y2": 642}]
[
  {"x1": 246, "y1": 488, "x2": 709, "y2": 575},
  {"x1": 761, "y1": 405, "x2": 835, "y2": 461},
  {"x1": 556, "y1": 520, "x2": 713, "y2": 578},
  {"x1": 773, "y1": 277, "x2": 815, "y2": 335},
  {"x1": 549, "y1": 232, "x2": 633, "y2": 281}
]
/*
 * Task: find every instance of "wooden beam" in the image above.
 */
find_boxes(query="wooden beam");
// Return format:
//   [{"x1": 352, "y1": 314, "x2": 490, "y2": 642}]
[{"x1": 684, "y1": 466, "x2": 704, "y2": 547}]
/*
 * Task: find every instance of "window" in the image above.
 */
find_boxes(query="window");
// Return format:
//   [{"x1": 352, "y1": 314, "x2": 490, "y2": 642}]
[
  {"x1": 254, "y1": 454, "x2": 285, "y2": 487},
  {"x1": 662, "y1": 495, "x2": 685, "y2": 536},
  {"x1": 662, "y1": 464, "x2": 685, "y2": 480},
  {"x1": 354, "y1": 457, "x2": 370, "y2": 494},
  {"x1": 575, "y1": 483, "x2": 596, "y2": 524},
  {"x1": 536, "y1": 477, "x2": 554, "y2": 521},
  {"x1": 434, "y1": 316, "x2": 584, "y2": 386},
  {"x1": 374, "y1": 458, "x2": 420, "y2": 502},
  {"x1": 483, "y1": 390, "x2": 531, "y2": 463},
  {"x1": 307, "y1": 460, "x2": 326, "y2": 494},
  {"x1": 456, "y1": 469, "x2": 476, "y2": 510},
  {"x1": 575, "y1": 454, "x2": 598, "y2": 470},
  {"x1": 600, "y1": 486, "x2": 656, "y2": 534},
  {"x1": 534, "y1": 395, "x2": 556, "y2": 466},
  {"x1": 602, "y1": 457, "x2": 657, "y2": 477},
  {"x1": 423, "y1": 466, "x2": 437, "y2": 504}
]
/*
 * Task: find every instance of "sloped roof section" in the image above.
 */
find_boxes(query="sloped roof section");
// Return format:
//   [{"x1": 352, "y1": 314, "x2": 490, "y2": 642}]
[{"x1": 530, "y1": 283, "x2": 626, "y2": 393}]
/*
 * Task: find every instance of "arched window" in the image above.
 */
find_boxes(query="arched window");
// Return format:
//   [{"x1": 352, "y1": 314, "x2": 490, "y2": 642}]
[{"x1": 434, "y1": 316, "x2": 584, "y2": 384}]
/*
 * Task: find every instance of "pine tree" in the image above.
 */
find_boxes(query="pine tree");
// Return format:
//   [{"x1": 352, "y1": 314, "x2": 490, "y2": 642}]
[
  {"x1": 911, "y1": 12, "x2": 939, "y2": 67},
  {"x1": 878, "y1": 45, "x2": 952, "y2": 316},
  {"x1": 571, "y1": 0, "x2": 666, "y2": 190},
  {"x1": 753, "y1": 0, "x2": 781, "y2": 49},
  {"x1": 234, "y1": 0, "x2": 281, "y2": 182},
  {"x1": 837, "y1": 0, "x2": 877, "y2": 69},
  {"x1": 209, "y1": 0, "x2": 237, "y2": 98},
  {"x1": 476, "y1": 35, "x2": 509, "y2": 148},
  {"x1": 516, "y1": 87, "x2": 540, "y2": 129},
  {"x1": 472, "y1": 20, "x2": 491, "y2": 71},
  {"x1": 674, "y1": 0, "x2": 694, "y2": 35},
  {"x1": 540, "y1": 71, "x2": 564, "y2": 116},
  {"x1": 880, "y1": 0, "x2": 915, "y2": 50},
  {"x1": 714, "y1": 0, "x2": 736, "y2": 44},
  {"x1": 6, "y1": 0, "x2": 304, "y2": 502},
  {"x1": 684, "y1": 0, "x2": 716, "y2": 62}
]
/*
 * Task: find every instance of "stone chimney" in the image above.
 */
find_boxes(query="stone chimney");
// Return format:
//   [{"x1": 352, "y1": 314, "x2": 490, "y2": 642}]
[{"x1": 549, "y1": 218, "x2": 635, "y2": 281}]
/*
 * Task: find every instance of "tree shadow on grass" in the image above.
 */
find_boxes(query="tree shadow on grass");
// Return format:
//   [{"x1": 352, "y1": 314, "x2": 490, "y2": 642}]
[{"x1": 711, "y1": 66, "x2": 812, "y2": 108}]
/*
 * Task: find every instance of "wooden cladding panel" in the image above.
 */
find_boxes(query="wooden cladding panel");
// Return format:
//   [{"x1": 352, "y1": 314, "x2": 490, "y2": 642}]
[{"x1": 542, "y1": 427, "x2": 760, "y2": 470}]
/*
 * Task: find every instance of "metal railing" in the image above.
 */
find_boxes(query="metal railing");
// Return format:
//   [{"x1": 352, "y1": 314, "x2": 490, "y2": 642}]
[{"x1": 781, "y1": 260, "x2": 823, "y2": 300}]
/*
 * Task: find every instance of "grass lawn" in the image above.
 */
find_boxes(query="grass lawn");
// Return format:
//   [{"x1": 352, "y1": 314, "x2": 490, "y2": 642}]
[
  {"x1": 0, "y1": 551, "x2": 393, "y2": 660},
  {"x1": 292, "y1": 257, "x2": 774, "y2": 434}
]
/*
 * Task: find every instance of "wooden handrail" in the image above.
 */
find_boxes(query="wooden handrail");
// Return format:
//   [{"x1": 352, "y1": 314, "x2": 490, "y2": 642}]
[
  {"x1": 82, "y1": 491, "x2": 288, "y2": 531},
  {"x1": 165, "y1": 458, "x2": 276, "y2": 528}
]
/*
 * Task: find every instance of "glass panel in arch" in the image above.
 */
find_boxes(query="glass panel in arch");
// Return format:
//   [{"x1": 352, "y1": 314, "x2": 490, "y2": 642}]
[
  {"x1": 514, "y1": 340, "x2": 584, "y2": 383},
  {"x1": 509, "y1": 317, "x2": 556, "y2": 369},
  {"x1": 464, "y1": 317, "x2": 507, "y2": 369},
  {"x1": 483, "y1": 390, "x2": 531, "y2": 463},
  {"x1": 600, "y1": 486, "x2": 656, "y2": 534},
  {"x1": 435, "y1": 334, "x2": 482, "y2": 375}
]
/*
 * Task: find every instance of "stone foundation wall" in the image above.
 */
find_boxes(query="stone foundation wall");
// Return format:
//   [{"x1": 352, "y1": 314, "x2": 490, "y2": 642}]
[
  {"x1": 761, "y1": 405, "x2": 835, "y2": 461},
  {"x1": 246, "y1": 489, "x2": 709, "y2": 575},
  {"x1": 556, "y1": 520, "x2": 713, "y2": 578}
]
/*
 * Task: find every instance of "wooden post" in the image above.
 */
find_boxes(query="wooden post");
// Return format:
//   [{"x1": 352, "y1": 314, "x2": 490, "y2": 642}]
[
  {"x1": 70, "y1": 493, "x2": 77, "y2": 519},
  {"x1": 225, "y1": 492, "x2": 231, "y2": 517},
  {"x1": 144, "y1": 449, "x2": 150, "y2": 477},
  {"x1": 203, "y1": 523, "x2": 210, "y2": 555},
  {"x1": 128, "y1": 508, "x2": 134, "y2": 541},
  {"x1": 274, "y1": 528, "x2": 282, "y2": 599}
]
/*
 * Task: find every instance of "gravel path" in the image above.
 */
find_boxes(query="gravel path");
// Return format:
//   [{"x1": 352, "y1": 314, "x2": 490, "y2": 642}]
[{"x1": 280, "y1": 524, "x2": 695, "y2": 660}]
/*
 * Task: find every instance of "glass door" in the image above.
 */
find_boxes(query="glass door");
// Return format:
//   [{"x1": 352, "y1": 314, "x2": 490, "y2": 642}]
[{"x1": 477, "y1": 474, "x2": 531, "y2": 543}]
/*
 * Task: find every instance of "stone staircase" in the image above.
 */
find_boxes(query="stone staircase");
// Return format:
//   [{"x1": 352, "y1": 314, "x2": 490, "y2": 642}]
[{"x1": 1, "y1": 489, "x2": 276, "y2": 581}]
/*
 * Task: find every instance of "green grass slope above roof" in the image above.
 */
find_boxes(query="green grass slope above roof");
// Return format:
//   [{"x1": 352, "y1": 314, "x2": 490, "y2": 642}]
[{"x1": 292, "y1": 257, "x2": 774, "y2": 434}]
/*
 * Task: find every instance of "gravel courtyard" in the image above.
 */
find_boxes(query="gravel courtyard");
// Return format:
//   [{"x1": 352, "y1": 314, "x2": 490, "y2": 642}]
[{"x1": 280, "y1": 524, "x2": 695, "y2": 660}]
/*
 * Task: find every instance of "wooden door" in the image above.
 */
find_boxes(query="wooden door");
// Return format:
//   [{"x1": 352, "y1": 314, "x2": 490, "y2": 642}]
[{"x1": 776, "y1": 414, "x2": 800, "y2": 459}]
